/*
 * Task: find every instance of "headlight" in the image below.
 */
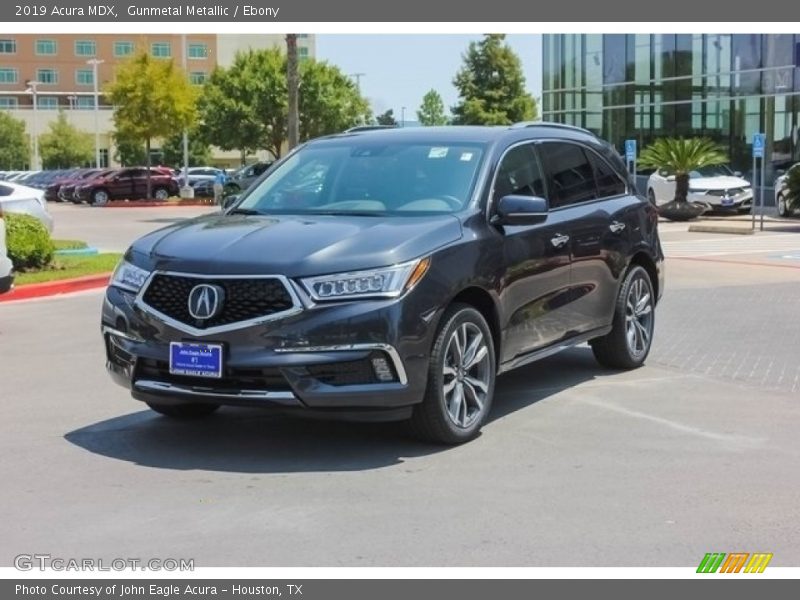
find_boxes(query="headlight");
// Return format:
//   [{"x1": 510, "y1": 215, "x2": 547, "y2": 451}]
[
  {"x1": 110, "y1": 260, "x2": 150, "y2": 293},
  {"x1": 301, "y1": 257, "x2": 430, "y2": 301}
]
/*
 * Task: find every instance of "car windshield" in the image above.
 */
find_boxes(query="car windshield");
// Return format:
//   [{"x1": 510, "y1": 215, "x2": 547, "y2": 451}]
[
  {"x1": 236, "y1": 140, "x2": 486, "y2": 216},
  {"x1": 689, "y1": 165, "x2": 734, "y2": 178}
]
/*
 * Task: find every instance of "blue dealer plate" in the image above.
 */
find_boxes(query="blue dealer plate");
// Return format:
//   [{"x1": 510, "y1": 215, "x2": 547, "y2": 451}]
[
  {"x1": 169, "y1": 342, "x2": 223, "y2": 378},
  {"x1": 721, "y1": 196, "x2": 734, "y2": 206}
]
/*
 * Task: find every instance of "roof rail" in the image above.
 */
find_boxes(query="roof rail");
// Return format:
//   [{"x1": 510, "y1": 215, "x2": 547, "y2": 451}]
[{"x1": 509, "y1": 121, "x2": 596, "y2": 136}]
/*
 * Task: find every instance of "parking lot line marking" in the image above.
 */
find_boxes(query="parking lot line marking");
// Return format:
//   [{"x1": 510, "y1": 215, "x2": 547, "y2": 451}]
[
  {"x1": 579, "y1": 398, "x2": 765, "y2": 446},
  {"x1": 669, "y1": 256, "x2": 800, "y2": 269}
]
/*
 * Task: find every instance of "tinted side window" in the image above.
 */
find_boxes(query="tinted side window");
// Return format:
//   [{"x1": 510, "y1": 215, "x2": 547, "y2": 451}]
[
  {"x1": 588, "y1": 150, "x2": 627, "y2": 197},
  {"x1": 493, "y1": 144, "x2": 546, "y2": 204},
  {"x1": 0, "y1": 184, "x2": 12, "y2": 196},
  {"x1": 540, "y1": 142, "x2": 597, "y2": 208}
]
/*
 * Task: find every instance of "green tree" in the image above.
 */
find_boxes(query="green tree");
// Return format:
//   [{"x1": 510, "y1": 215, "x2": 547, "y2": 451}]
[
  {"x1": 160, "y1": 129, "x2": 212, "y2": 168},
  {"x1": 38, "y1": 110, "x2": 94, "y2": 169},
  {"x1": 299, "y1": 60, "x2": 371, "y2": 140},
  {"x1": 416, "y1": 89, "x2": 448, "y2": 126},
  {"x1": 106, "y1": 51, "x2": 197, "y2": 196},
  {"x1": 638, "y1": 138, "x2": 728, "y2": 204},
  {"x1": 0, "y1": 112, "x2": 29, "y2": 170},
  {"x1": 451, "y1": 34, "x2": 537, "y2": 125},
  {"x1": 198, "y1": 48, "x2": 286, "y2": 160},
  {"x1": 376, "y1": 109, "x2": 397, "y2": 126},
  {"x1": 112, "y1": 130, "x2": 147, "y2": 166}
]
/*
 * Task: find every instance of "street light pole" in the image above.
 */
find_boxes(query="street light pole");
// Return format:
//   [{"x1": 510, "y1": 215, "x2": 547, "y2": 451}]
[
  {"x1": 181, "y1": 34, "x2": 189, "y2": 180},
  {"x1": 86, "y1": 58, "x2": 105, "y2": 168},
  {"x1": 24, "y1": 80, "x2": 39, "y2": 169},
  {"x1": 401, "y1": 106, "x2": 406, "y2": 128}
]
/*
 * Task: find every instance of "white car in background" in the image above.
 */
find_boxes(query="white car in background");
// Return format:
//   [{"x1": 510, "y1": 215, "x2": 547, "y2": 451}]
[
  {"x1": 0, "y1": 180, "x2": 54, "y2": 233},
  {"x1": 647, "y1": 165, "x2": 753, "y2": 213},
  {"x1": 0, "y1": 207, "x2": 13, "y2": 294},
  {"x1": 774, "y1": 163, "x2": 798, "y2": 217}
]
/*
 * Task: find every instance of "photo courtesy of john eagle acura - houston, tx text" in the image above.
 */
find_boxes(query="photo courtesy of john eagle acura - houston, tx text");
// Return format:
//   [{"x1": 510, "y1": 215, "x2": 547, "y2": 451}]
[{"x1": 101, "y1": 124, "x2": 664, "y2": 444}]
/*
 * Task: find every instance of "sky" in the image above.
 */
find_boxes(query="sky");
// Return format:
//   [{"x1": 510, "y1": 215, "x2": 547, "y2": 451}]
[{"x1": 316, "y1": 34, "x2": 542, "y2": 122}]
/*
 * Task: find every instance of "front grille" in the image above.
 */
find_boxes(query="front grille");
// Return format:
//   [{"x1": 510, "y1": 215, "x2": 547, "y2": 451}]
[
  {"x1": 706, "y1": 188, "x2": 746, "y2": 197},
  {"x1": 135, "y1": 358, "x2": 292, "y2": 392},
  {"x1": 141, "y1": 274, "x2": 295, "y2": 329}
]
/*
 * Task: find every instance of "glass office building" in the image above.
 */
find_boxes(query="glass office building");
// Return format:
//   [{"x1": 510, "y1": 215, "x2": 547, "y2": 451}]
[{"x1": 542, "y1": 34, "x2": 800, "y2": 184}]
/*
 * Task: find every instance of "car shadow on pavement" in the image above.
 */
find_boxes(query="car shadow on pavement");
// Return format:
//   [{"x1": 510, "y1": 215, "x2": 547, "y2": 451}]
[{"x1": 64, "y1": 347, "x2": 611, "y2": 474}]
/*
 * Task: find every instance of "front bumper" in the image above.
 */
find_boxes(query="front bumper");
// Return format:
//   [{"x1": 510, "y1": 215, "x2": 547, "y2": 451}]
[
  {"x1": 689, "y1": 190, "x2": 753, "y2": 210},
  {"x1": 101, "y1": 281, "x2": 439, "y2": 420}
]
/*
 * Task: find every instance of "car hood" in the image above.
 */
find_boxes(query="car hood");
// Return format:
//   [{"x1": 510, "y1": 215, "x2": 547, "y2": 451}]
[
  {"x1": 129, "y1": 212, "x2": 463, "y2": 277},
  {"x1": 689, "y1": 176, "x2": 750, "y2": 191}
]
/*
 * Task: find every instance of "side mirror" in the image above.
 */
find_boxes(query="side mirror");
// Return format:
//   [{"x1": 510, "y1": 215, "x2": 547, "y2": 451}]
[
  {"x1": 492, "y1": 195, "x2": 548, "y2": 226},
  {"x1": 666, "y1": 175, "x2": 676, "y2": 182},
  {"x1": 222, "y1": 194, "x2": 240, "y2": 209},
  {"x1": 734, "y1": 170, "x2": 743, "y2": 177}
]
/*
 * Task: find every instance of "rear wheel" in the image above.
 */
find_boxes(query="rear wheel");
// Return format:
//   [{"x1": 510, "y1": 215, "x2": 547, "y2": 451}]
[
  {"x1": 146, "y1": 402, "x2": 220, "y2": 419},
  {"x1": 647, "y1": 189, "x2": 657, "y2": 205},
  {"x1": 410, "y1": 304, "x2": 496, "y2": 444},
  {"x1": 153, "y1": 187, "x2": 169, "y2": 201},
  {"x1": 591, "y1": 265, "x2": 655, "y2": 369}
]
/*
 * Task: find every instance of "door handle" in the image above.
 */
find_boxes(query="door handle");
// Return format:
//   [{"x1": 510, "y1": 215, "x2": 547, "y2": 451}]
[
  {"x1": 609, "y1": 221, "x2": 626, "y2": 233},
  {"x1": 550, "y1": 234, "x2": 570, "y2": 248}
]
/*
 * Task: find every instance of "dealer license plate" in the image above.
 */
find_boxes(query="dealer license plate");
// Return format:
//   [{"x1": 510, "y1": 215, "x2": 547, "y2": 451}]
[{"x1": 169, "y1": 342, "x2": 223, "y2": 378}]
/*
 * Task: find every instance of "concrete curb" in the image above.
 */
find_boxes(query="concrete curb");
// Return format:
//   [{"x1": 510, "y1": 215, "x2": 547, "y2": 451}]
[
  {"x1": 103, "y1": 200, "x2": 216, "y2": 208},
  {"x1": 687, "y1": 224, "x2": 755, "y2": 235},
  {"x1": 0, "y1": 273, "x2": 111, "y2": 302}
]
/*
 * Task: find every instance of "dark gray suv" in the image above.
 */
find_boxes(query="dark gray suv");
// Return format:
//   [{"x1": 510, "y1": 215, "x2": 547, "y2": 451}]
[{"x1": 102, "y1": 124, "x2": 664, "y2": 444}]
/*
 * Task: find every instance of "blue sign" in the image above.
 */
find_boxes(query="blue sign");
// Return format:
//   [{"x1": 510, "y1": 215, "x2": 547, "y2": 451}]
[
  {"x1": 753, "y1": 133, "x2": 765, "y2": 159},
  {"x1": 624, "y1": 139, "x2": 637, "y2": 162}
]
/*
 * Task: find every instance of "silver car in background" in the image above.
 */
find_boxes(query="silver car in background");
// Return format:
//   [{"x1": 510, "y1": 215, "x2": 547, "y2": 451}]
[{"x1": 0, "y1": 180, "x2": 54, "y2": 233}]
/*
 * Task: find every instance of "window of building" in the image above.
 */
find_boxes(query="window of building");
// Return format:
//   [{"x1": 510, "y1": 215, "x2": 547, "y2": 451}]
[
  {"x1": 114, "y1": 41, "x2": 134, "y2": 57},
  {"x1": 0, "y1": 39, "x2": 16, "y2": 54},
  {"x1": 151, "y1": 42, "x2": 171, "y2": 58},
  {"x1": 37, "y1": 69, "x2": 58, "y2": 84},
  {"x1": 35, "y1": 39, "x2": 57, "y2": 55},
  {"x1": 76, "y1": 96, "x2": 95, "y2": 110},
  {"x1": 37, "y1": 96, "x2": 58, "y2": 109},
  {"x1": 0, "y1": 68, "x2": 18, "y2": 84},
  {"x1": 0, "y1": 97, "x2": 18, "y2": 108},
  {"x1": 189, "y1": 71, "x2": 207, "y2": 85},
  {"x1": 603, "y1": 34, "x2": 627, "y2": 85},
  {"x1": 540, "y1": 142, "x2": 597, "y2": 208},
  {"x1": 493, "y1": 144, "x2": 546, "y2": 204},
  {"x1": 299, "y1": 46, "x2": 310, "y2": 59},
  {"x1": 188, "y1": 43, "x2": 208, "y2": 59},
  {"x1": 75, "y1": 40, "x2": 96, "y2": 57},
  {"x1": 76, "y1": 69, "x2": 94, "y2": 86}
]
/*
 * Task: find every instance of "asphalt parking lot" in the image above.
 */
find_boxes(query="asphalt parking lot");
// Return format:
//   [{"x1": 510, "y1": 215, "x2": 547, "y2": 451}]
[{"x1": 1, "y1": 205, "x2": 799, "y2": 567}]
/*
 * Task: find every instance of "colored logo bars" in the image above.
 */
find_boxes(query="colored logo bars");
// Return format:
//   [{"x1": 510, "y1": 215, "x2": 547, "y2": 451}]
[{"x1": 697, "y1": 552, "x2": 773, "y2": 573}]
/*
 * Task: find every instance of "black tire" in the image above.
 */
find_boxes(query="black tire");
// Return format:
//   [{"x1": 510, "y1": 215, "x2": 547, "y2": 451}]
[
  {"x1": 647, "y1": 189, "x2": 657, "y2": 205},
  {"x1": 152, "y1": 187, "x2": 169, "y2": 201},
  {"x1": 410, "y1": 304, "x2": 496, "y2": 444},
  {"x1": 591, "y1": 265, "x2": 655, "y2": 370},
  {"x1": 146, "y1": 402, "x2": 220, "y2": 419},
  {"x1": 777, "y1": 194, "x2": 790, "y2": 218}
]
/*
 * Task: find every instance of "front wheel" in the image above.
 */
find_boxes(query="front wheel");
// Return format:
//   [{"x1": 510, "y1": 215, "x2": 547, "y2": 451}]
[
  {"x1": 152, "y1": 187, "x2": 170, "y2": 201},
  {"x1": 91, "y1": 189, "x2": 109, "y2": 206},
  {"x1": 410, "y1": 304, "x2": 496, "y2": 444},
  {"x1": 146, "y1": 402, "x2": 220, "y2": 419},
  {"x1": 591, "y1": 265, "x2": 655, "y2": 369},
  {"x1": 647, "y1": 189, "x2": 657, "y2": 205}
]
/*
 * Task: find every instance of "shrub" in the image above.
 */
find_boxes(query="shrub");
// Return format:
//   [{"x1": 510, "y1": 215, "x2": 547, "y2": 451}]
[{"x1": 4, "y1": 212, "x2": 55, "y2": 270}]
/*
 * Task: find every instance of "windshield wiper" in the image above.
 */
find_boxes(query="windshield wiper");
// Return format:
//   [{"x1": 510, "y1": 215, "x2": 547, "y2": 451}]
[
  {"x1": 306, "y1": 211, "x2": 385, "y2": 217},
  {"x1": 227, "y1": 208, "x2": 263, "y2": 216}
]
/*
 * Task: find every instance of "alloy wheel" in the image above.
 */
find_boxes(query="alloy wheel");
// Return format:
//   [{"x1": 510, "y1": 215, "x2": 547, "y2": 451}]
[
  {"x1": 624, "y1": 275, "x2": 654, "y2": 359},
  {"x1": 442, "y1": 322, "x2": 491, "y2": 429}
]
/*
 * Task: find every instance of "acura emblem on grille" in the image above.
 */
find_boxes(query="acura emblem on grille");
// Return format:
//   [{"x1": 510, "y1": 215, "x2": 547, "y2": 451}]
[{"x1": 187, "y1": 284, "x2": 225, "y2": 320}]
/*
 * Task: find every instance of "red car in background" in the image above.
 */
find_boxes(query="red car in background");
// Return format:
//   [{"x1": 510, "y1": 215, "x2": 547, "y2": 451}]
[
  {"x1": 74, "y1": 168, "x2": 180, "y2": 205},
  {"x1": 45, "y1": 168, "x2": 102, "y2": 202}
]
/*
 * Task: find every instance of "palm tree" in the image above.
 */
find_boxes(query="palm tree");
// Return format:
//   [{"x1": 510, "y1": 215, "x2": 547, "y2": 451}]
[{"x1": 638, "y1": 137, "x2": 728, "y2": 204}]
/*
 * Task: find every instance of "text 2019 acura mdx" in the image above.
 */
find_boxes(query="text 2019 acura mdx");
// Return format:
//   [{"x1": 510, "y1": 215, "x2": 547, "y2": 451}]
[{"x1": 102, "y1": 124, "x2": 664, "y2": 444}]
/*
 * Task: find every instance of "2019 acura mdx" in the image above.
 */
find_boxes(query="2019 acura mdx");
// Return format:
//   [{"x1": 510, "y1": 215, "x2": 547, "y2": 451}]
[{"x1": 102, "y1": 124, "x2": 664, "y2": 444}]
